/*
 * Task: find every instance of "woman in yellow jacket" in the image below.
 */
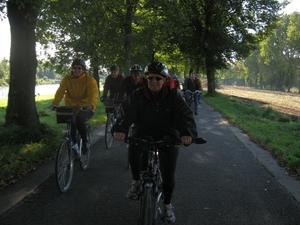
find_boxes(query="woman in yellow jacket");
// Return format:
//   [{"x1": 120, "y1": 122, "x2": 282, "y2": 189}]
[{"x1": 51, "y1": 58, "x2": 99, "y2": 153}]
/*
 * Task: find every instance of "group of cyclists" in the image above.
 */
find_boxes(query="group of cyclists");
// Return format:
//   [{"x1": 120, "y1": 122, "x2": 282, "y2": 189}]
[{"x1": 50, "y1": 59, "x2": 202, "y2": 224}]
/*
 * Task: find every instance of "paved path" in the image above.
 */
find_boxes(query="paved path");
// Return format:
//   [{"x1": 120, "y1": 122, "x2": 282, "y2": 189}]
[{"x1": 0, "y1": 100, "x2": 300, "y2": 224}]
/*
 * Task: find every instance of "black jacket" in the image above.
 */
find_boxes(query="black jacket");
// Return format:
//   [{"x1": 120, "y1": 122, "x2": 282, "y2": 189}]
[
  {"x1": 114, "y1": 76, "x2": 147, "y2": 103},
  {"x1": 103, "y1": 74, "x2": 125, "y2": 98},
  {"x1": 112, "y1": 85, "x2": 198, "y2": 141}
]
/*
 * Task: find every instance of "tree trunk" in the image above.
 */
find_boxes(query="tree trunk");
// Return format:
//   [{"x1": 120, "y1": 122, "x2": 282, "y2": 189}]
[
  {"x1": 205, "y1": 55, "x2": 216, "y2": 96},
  {"x1": 5, "y1": 1, "x2": 41, "y2": 129},
  {"x1": 206, "y1": 67, "x2": 216, "y2": 96}
]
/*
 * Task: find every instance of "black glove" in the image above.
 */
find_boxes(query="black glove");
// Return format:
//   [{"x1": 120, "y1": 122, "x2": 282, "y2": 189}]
[{"x1": 100, "y1": 96, "x2": 106, "y2": 102}]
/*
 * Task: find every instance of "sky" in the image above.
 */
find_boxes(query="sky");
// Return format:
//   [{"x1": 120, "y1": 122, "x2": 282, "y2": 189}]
[{"x1": 0, "y1": 0, "x2": 299, "y2": 60}]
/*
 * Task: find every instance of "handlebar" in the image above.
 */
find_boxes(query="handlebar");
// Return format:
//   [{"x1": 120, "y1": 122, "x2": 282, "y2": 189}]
[
  {"x1": 124, "y1": 136, "x2": 206, "y2": 147},
  {"x1": 186, "y1": 90, "x2": 201, "y2": 94},
  {"x1": 52, "y1": 106, "x2": 89, "y2": 112}
]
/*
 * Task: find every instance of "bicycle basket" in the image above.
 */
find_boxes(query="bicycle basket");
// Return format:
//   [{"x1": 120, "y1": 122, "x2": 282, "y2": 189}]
[
  {"x1": 56, "y1": 106, "x2": 76, "y2": 123},
  {"x1": 104, "y1": 98, "x2": 115, "y2": 108}
]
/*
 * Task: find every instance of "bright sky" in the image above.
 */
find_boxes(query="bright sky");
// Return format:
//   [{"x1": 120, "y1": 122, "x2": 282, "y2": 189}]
[{"x1": 0, "y1": 0, "x2": 299, "y2": 60}]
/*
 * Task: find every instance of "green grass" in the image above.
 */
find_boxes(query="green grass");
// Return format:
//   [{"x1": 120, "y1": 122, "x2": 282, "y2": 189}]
[
  {"x1": 204, "y1": 91, "x2": 300, "y2": 176},
  {"x1": 0, "y1": 94, "x2": 107, "y2": 190}
]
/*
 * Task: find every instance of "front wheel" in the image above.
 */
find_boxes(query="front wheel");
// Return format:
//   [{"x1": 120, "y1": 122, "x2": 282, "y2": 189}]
[
  {"x1": 79, "y1": 125, "x2": 91, "y2": 170},
  {"x1": 105, "y1": 113, "x2": 115, "y2": 149},
  {"x1": 55, "y1": 139, "x2": 74, "y2": 193},
  {"x1": 138, "y1": 185, "x2": 157, "y2": 225}
]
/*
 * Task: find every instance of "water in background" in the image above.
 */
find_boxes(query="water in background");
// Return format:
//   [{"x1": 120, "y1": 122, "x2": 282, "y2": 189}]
[{"x1": 0, "y1": 84, "x2": 59, "y2": 99}]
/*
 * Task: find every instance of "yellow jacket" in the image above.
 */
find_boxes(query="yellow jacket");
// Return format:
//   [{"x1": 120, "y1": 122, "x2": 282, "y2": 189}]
[{"x1": 52, "y1": 73, "x2": 99, "y2": 112}]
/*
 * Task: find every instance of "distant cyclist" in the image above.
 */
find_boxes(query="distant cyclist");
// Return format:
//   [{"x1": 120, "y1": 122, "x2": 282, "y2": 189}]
[
  {"x1": 183, "y1": 70, "x2": 201, "y2": 115},
  {"x1": 50, "y1": 58, "x2": 98, "y2": 153},
  {"x1": 100, "y1": 64, "x2": 124, "y2": 114}
]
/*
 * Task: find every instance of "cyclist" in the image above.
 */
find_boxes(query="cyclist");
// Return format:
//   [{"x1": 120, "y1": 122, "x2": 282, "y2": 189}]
[
  {"x1": 50, "y1": 58, "x2": 99, "y2": 154},
  {"x1": 112, "y1": 61, "x2": 198, "y2": 224},
  {"x1": 100, "y1": 64, "x2": 124, "y2": 115},
  {"x1": 183, "y1": 70, "x2": 201, "y2": 115},
  {"x1": 114, "y1": 64, "x2": 147, "y2": 114}
]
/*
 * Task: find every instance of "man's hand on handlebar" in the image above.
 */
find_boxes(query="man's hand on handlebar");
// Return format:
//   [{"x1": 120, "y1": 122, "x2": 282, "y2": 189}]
[
  {"x1": 181, "y1": 136, "x2": 192, "y2": 146},
  {"x1": 114, "y1": 132, "x2": 126, "y2": 141},
  {"x1": 49, "y1": 104, "x2": 58, "y2": 111},
  {"x1": 86, "y1": 104, "x2": 93, "y2": 111}
]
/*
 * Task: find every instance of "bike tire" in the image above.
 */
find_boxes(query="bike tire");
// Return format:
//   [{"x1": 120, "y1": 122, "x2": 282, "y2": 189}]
[
  {"x1": 79, "y1": 125, "x2": 91, "y2": 170},
  {"x1": 138, "y1": 185, "x2": 157, "y2": 225},
  {"x1": 105, "y1": 113, "x2": 114, "y2": 149},
  {"x1": 55, "y1": 139, "x2": 74, "y2": 193},
  {"x1": 190, "y1": 97, "x2": 195, "y2": 113}
]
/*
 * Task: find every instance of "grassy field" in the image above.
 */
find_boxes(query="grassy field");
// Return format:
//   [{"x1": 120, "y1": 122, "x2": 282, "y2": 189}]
[
  {"x1": 0, "y1": 86, "x2": 299, "y2": 190},
  {"x1": 203, "y1": 87, "x2": 300, "y2": 179}
]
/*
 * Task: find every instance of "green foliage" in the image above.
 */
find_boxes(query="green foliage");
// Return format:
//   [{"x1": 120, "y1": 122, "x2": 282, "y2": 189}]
[
  {"x1": 243, "y1": 12, "x2": 300, "y2": 92},
  {"x1": 204, "y1": 91, "x2": 300, "y2": 174}
]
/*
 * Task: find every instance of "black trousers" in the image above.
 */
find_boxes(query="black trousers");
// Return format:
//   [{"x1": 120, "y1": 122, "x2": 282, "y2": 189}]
[
  {"x1": 128, "y1": 144, "x2": 179, "y2": 205},
  {"x1": 71, "y1": 110, "x2": 94, "y2": 144}
]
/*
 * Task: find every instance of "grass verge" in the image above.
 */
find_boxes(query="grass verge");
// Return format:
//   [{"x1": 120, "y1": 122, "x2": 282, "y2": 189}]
[
  {"x1": 0, "y1": 94, "x2": 107, "y2": 190},
  {"x1": 203, "y1": 91, "x2": 300, "y2": 178}
]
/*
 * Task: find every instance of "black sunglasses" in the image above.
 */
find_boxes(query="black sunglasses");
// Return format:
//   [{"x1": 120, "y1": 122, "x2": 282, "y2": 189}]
[
  {"x1": 147, "y1": 76, "x2": 163, "y2": 81},
  {"x1": 73, "y1": 66, "x2": 82, "y2": 70}
]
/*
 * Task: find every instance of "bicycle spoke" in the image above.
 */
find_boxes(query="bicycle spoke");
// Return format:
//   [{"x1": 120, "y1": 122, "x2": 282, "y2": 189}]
[{"x1": 55, "y1": 140, "x2": 73, "y2": 193}]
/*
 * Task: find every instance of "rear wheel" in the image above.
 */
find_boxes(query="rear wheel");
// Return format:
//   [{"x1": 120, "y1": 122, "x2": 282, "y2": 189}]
[
  {"x1": 138, "y1": 185, "x2": 157, "y2": 225},
  {"x1": 55, "y1": 139, "x2": 73, "y2": 193},
  {"x1": 105, "y1": 113, "x2": 115, "y2": 149}
]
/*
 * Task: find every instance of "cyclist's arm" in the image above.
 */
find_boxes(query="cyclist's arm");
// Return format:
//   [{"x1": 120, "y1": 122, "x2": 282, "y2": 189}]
[
  {"x1": 111, "y1": 88, "x2": 140, "y2": 137},
  {"x1": 52, "y1": 76, "x2": 68, "y2": 106},
  {"x1": 87, "y1": 76, "x2": 99, "y2": 112},
  {"x1": 172, "y1": 90, "x2": 198, "y2": 138},
  {"x1": 102, "y1": 76, "x2": 110, "y2": 97},
  {"x1": 114, "y1": 80, "x2": 126, "y2": 103}
]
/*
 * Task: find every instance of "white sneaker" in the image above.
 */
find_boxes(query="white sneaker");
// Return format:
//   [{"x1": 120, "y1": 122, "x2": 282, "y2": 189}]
[
  {"x1": 72, "y1": 143, "x2": 79, "y2": 153},
  {"x1": 126, "y1": 180, "x2": 140, "y2": 200},
  {"x1": 163, "y1": 204, "x2": 176, "y2": 224}
]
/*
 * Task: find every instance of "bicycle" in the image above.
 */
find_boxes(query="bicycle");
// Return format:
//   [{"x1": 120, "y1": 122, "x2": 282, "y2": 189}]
[
  {"x1": 54, "y1": 106, "x2": 92, "y2": 193},
  {"x1": 186, "y1": 90, "x2": 201, "y2": 113},
  {"x1": 125, "y1": 135, "x2": 206, "y2": 225},
  {"x1": 103, "y1": 98, "x2": 122, "y2": 149}
]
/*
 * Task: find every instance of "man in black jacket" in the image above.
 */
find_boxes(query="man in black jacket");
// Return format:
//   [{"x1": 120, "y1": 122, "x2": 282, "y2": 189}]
[
  {"x1": 102, "y1": 64, "x2": 125, "y2": 99},
  {"x1": 101, "y1": 64, "x2": 124, "y2": 114},
  {"x1": 112, "y1": 62, "x2": 197, "y2": 224},
  {"x1": 183, "y1": 71, "x2": 201, "y2": 115}
]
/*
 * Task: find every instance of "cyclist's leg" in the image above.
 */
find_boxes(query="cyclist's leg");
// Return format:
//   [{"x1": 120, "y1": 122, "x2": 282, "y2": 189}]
[
  {"x1": 71, "y1": 121, "x2": 77, "y2": 144},
  {"x1": 194, "y1": 93, "x2": 198, "y2": 114},
  {"x1": 184, "y1": 92, "x2": 190, "y2": 105},
  {"x1": 127, "y1": 144, "x2": 146, "y2": 199},
  {"x1": 159, "y1": 146, "x2": 179, "y2": 204},
  {"x1": 76, "y1": 111, "x2": 94, "y2": 144},
  {"x1": 128, "y1": 144, "x2": 144, "y2": 180}
]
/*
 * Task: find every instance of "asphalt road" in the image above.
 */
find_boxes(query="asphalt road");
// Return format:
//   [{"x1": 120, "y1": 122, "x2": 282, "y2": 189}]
[{"x1": 0, "y1": 100, "x2": 300, "y2": 225}]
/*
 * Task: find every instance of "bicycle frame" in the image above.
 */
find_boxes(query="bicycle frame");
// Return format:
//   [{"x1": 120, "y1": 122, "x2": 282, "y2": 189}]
[{"x1": 105, "y1": 103, "x2": 122, "y2": 149}]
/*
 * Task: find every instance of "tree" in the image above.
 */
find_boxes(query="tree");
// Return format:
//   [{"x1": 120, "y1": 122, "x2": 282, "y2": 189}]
[
  {"x1": 5, "y1": 0, "x2": 42, "y2": 129},
  {"x1": 162, "y1": 0, "x2": 283, "y2": 95},
  {"x1": 260, "y1": 14, "x2": 298, "y2": 91}
]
